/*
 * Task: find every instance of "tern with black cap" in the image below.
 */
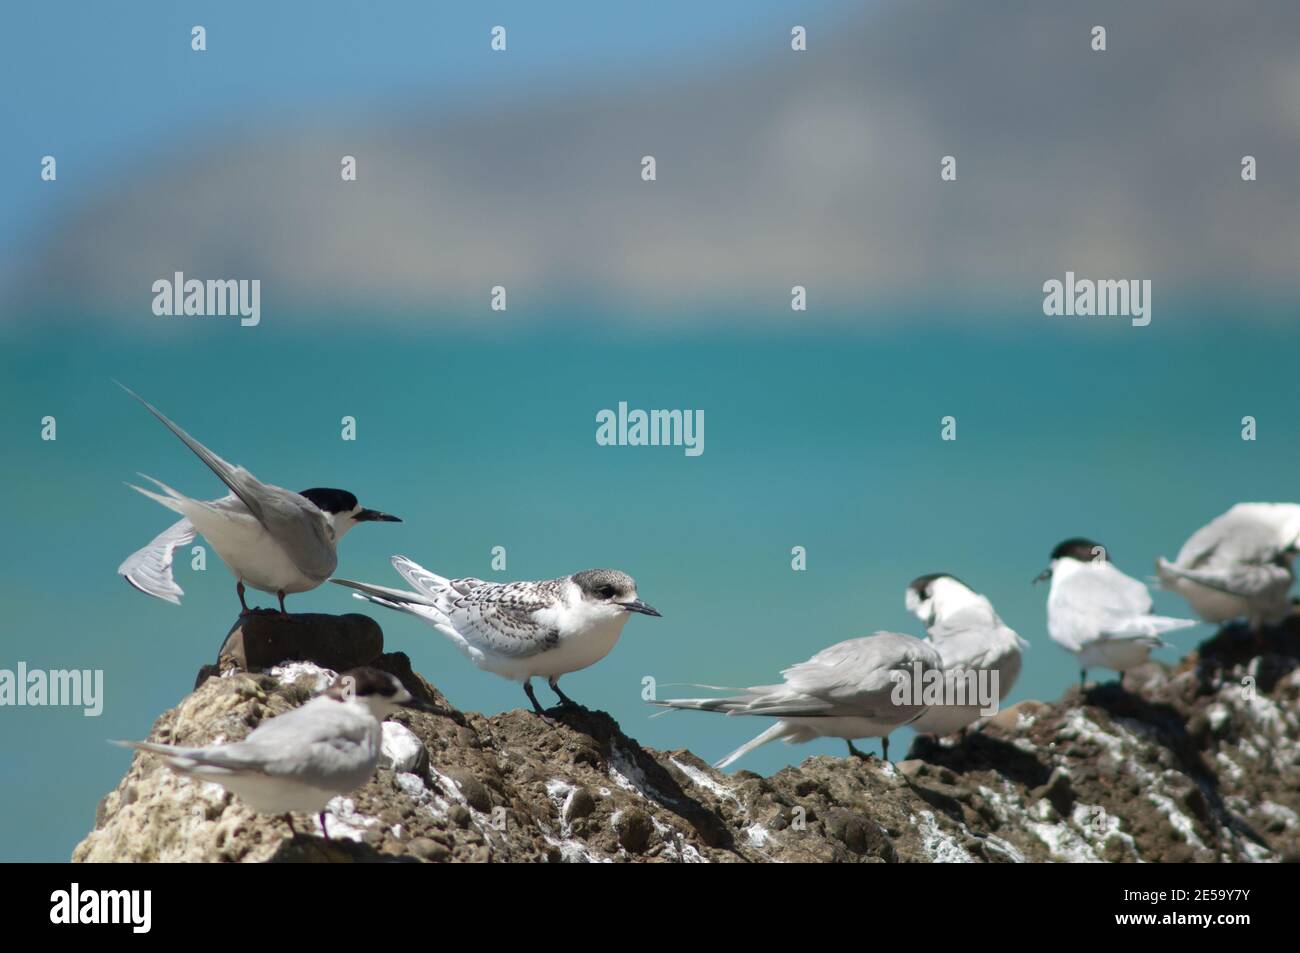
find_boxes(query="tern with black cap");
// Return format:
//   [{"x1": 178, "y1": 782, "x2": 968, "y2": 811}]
[
  {"x1": 650, "y1": 631, "x2": 942, "y2": 766},
  {"x1": 115, "y1": 384, "x2": 400, "y2": 613},
  {"x1": 115, "y1": 667, "x2": 436, "y2": 838},
  {"x1": 905, "y1": 573, "x2": 1028, "y2": 737},
  {"x1": 1037, "y1": 537, "x2": 1196, "y2": 689}
]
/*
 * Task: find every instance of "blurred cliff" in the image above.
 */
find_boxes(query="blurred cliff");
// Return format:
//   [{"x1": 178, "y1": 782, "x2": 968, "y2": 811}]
[{"x1": 9, "y1": 0, "x2": 1300, "y2": 327}]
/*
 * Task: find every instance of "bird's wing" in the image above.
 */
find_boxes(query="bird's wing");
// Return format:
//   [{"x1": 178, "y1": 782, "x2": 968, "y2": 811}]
[
  {"x1": 1054, "y1": 562, "x2": 1194, "y2": 643},
  {"x1": 1176, "y1": 503, "x2": 1300, "y2": 567},
  {"x1": 249, "y1": 487, "x2": 338, "y2": 582},
  {"x1": 333, "y1": 574, "x2": 558, "y2": 660},
  {"x1": 119, "y1": 384, "x2": 269, "y2": 522},
  {"x1": 655, "y1": 635, "x2": 942, "y2": 722},
  {"x1": 1062, "y1": 561, "x2": 1154, "y2": 622},
  {"x1": 120, "y1": 699, "x2": 375, "y2": 784},
  {"x1": 119, "y1": 384, "x2": 337, "y2": 581},
  {"x1": 927, "y1": 600, "x2": 1002, "y2": 643},
  {"x1": 117, "y1": 517, "x2": 197, "y2": 604},
  {"x1": 387, "y1": 556, "x2": 487, "y2": 602},
  {"x1": 929, "y1": 624, "x2": 1021, "y2": 670},
  {"x1": 1158, "y1": 559, "x2": 1292, "y2": 600},
  {"x1": 759, "y1": 633, "x2": 940, "y2": 718},
  {"x1": 237, "y1": 702, "x2": 376, "y2": 780},
  {"x1": 440, "y1": 581, "x2": 564, "y2": 659}
]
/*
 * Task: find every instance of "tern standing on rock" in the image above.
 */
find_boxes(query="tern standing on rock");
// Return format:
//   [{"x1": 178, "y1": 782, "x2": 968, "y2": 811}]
[
  {"x1": 651, "y1": 631, "x2": 942, "y2": 766},
  {"x1": 1157, "y1": 503, "x2": 1300, "y2": 632},
  {"x1": 115, "y1": 385, "x2": 400, "y2": 613},
  {"x1": 1037, "y1": 538, "x2": 1197, "y2": 689},
  {"x1": 332, "y1": 557, "x2": 661, "y2": 715},
  {"x1": 905, "y1": 573, "x2": 1028, "y2": 737},
  {"x1": 116, "y1": 668, "x2": 435, "y2": 838}
]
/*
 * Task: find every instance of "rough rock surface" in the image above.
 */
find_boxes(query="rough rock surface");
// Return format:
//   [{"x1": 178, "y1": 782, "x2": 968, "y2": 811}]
[{"x1": 75, "y1": 619, "x2": 1300, "y2": 863}]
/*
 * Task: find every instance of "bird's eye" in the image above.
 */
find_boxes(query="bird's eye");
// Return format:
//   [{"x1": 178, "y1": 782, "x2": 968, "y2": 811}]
[{"x1": 598, "y1": 586, "x2": 616, "y2": 599}]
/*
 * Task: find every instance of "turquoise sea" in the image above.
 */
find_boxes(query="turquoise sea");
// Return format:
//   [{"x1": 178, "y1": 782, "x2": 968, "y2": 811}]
[{"x1": 2, "y1": 307, "x2": 1298, "y2": 860}]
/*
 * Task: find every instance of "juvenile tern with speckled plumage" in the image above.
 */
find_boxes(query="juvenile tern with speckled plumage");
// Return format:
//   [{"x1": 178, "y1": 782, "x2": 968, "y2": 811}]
[{"x1": 332, "y1": 557, "x2": 660, "y2": 714}]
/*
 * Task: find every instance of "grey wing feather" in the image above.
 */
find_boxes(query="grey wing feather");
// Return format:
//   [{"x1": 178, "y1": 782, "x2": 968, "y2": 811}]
[
  {"x1": 118, "y1": 383, "x2": 268, "y2": 523},
  {"x1": 249, "y1": 490, "x2": 338, "y2": 581},
  {"x1": 119, "y1": 384, "x2": 336, "y2": 581},
  {"x1": 659, "y1": 633, "x2": 941, "y2": 720},
  {"x1": 1176, "y1": 503, "x2": 1300, "y2": 566},
  {"x1": 1160, "y1": 560, "x2": 1292, "y2": 600},
  {"x1": 236, "y1": 701, "x2": 375, "y2": 781},
  {"x1": 118, "y1": 518, "x2": 197, "y2": 604},
  {"x1": 1061, "y1": 563, "x2": 1153, "y2": 621},
  {"x1": 123, "y1": 699, "x2": 373, "y2": 780}
]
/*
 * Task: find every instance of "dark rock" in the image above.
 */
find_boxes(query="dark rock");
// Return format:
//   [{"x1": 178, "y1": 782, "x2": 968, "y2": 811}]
[
  {"x1": 1030, "y1": 767, "x2": 1076, "y2": 818},
  {"x1": 215, "y1": 612, "x2": 384, "y2": 675},
  {"x1": 444, "y1": 769, "x2": 492, "y2": 813},
  {"x1": 615, "y1": 808, "x2": 655, "y2": 853}
]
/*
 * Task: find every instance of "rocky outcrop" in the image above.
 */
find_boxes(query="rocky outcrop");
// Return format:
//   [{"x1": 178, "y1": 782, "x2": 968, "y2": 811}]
[{"x1": 74, "y1": 618, "x2": 1300, "y2": 863}]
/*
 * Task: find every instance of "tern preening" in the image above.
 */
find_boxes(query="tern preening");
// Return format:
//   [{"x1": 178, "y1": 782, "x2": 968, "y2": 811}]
[
  {"x1": 116, "y1": 667, "x2": 434, "y2": 838},
  {"x1": 651, "y1": 631, "x2": 942, "y2": 767},
  {"x1": 1037, "y1": 538, "x2": 1197, "y2": 688},
  {"x1": 116, "y1": 385, "x2": 400, "y2": 613},
  {"x1": 904, "y1": 573, "x2": 1027, "y2": 737},
  {"x1": 332, "y1": 557, "x2": 661, "y2": 715},
  {"x1": 1156, "y1": 503, "x2": 1300, "y2": 631}
]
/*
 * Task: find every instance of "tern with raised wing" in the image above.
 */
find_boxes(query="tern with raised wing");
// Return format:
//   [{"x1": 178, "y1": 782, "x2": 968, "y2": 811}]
[{"x1": 116, "y1": 385, "x2": 399, "y2": 613}]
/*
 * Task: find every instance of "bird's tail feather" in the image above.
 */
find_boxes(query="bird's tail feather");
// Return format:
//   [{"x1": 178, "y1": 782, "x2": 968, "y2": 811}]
[
  {"x1": 114, "y1": 739, "x2": 182, "y2": 756},
  {"x1": 390, "y1": 555, "x2": 453, "y2": 601},
  {"x1": 113, "y1": 739, "x2": 211, "y2": 773},
  {"x1": 650, "y1": 695, "x2": 748, "y2": 714},
  {"x1": 1153, "y1": 557, "x2": 1183, "y2": 591},
  {"x1": 1142, "y1": 614, "x2": 1199, "y2": 635},
  {"x1": 714, "y1": 721, "x2": 795, "y2": 770},
  {"x1": 348, "y1": 592, "x2": 448, "y2": 627},
  {"x1": 125, "y1": 475, "x2": 191, "y2": 516},
  {"x1": 331, "y1": 577, "x2": 440, "y2": 608}
]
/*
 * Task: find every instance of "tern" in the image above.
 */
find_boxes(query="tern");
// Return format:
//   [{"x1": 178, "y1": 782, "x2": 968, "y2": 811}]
[
  {"x1": 905, "y1": 573, "x2": 1027, "y2": 737},
  {"x1": 332, "y1": 557, "x2": 660, "y2": 715},
  {"x1": 116, "y1": 667, "x2": 435, "y2": 838},
  {"x1": 1156, "y1": 503, "x2": 1300, "y2": 631},
  {"x1": 651, "y1": 631, "x2": 942, "y2": 766},
  {"x1": 1037, "y1": 538, "x2": 1196, "y2": 688},
  {"x1": 116, "y1": 385, "x2": 400, "y2": 613}
]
